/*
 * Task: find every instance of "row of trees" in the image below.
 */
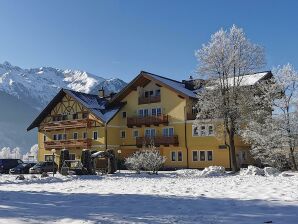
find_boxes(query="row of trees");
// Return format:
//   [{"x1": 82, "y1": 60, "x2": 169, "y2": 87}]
[{"x1": 195, "y1": 25, "x2": 298, "y2": 171}]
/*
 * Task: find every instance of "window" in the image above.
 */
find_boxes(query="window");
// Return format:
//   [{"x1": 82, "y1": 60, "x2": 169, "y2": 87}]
[
  {"x1": 193, "y1": 125, "x2": 214, "y2": 136},
  {"x1": 155, "y1": 89, "x2": 160, "y2": 96},
  {"x1": 53, "y1": 134, "x2": 57, "y2": 141},
  {"x1": 45, "y1": 155, "x2": 53, "y2": 162},
  {"x1": 144, "y1": 109, "x2": 149, "y2": 117},
  {"x1": 207, "y1": 151, "x2": 213, "y2": 161},
  {"x1": 132, "y1": 130, "x2": 139, "y2": 138},
  {"x1": 145, "y1": 91, "x2": 149, "y2": 98},
  {"x1": 44, "y1": 135, "x2": 47, "y2": 142},
  {"x1": 145, "y1": 128, "x2": 155, "y2": 137},
  {"x1": 63, "y1": 134, "x2": 67, "y2": 140},
  {"x1": 93, "y1": 131, "x2": 98, "y2": 140},
  {"x1": 73, "y1": 132, "x2": 78, "y2": 139},
  {"x1": 138, "y1": 109, "x2": 144, "y2": 117},
  {"x1": 151, "y1": 108, "x2": 156, "y2": 116},
  {"x1": 178, "y1": 151, "x2": 183, "y2": 161},
  {"x1": 192, "y1": 107, "x2": 198, "y2": 115},
  {"x1": 152, "y1": 107, "x2": 162, "y2": 116},
  {"x1": 163, "y1": 127, "x2": 174, "y2": 137},
  {"x1": 58, "y1": 134, "x2": 63, "y2": 140},
  {"x1": 83, "y1": 132, "x2": 87, "y2": 139},
  {"x1": 200, "y1": 151, "x2": 206, "y2": 161},
  {"x1": 192, "y1": 126, "x2": 199, "y2": 136},
  {"x1": 62, "y1": 114, "x2": 68, "y2": 120},
  {"x1": 120, "y1": 130, "x2": 126, "y2": 138},
  {"x1": 171, "y1": 151, "x2": 176, "y2": 161},
  {"x1": 208, "y1": 125, "x2": 214, "y2": 135},
  {"x1": 72, "y1": 113, "x2": 78, "y2": 120},
  {"x1": 82, "y1": 112, "x2": 88, "y2": 119},
  {"x1": 69, "y1": 154, "x2": 75, "y2": 160},
  {"x1": 201, "y1": 126, "x2": 206, "y2": 136},
  {"x1": 192, "y1": 151, "x2": 198, "y2": 161},
  {"x1": 122, "y1": 111, "x2": 127, "y2": 118}
]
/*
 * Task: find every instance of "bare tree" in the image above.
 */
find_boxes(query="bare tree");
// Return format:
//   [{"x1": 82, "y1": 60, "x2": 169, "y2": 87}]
[{"x1": 195, "y1": 25, "x2": 266, "y2": 172}]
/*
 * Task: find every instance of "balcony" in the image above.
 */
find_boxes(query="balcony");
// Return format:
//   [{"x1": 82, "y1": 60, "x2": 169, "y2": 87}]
[
  {"x1": 41, "y1": 118, "x2": 92, "y2": 131},
  {"x1": 136, "y1": 135, "x2": 179, "y2": 147},
  {"x1": 127, "y1": 115, "x2": 168, "y2": 127},
  {"x1": 138, "y1": 95, "x2": 161, "y2": 105},
  {"x1": 44, "y1": 138, "x2": 92, "y2": 149}
]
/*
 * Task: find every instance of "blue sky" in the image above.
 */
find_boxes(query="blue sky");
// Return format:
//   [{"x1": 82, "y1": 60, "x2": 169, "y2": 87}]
[{"x1": 0, "y1": 0, "x2": 297, "y2": 82}]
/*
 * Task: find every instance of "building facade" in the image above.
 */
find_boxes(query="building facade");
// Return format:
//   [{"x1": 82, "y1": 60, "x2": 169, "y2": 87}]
[{"x1": 28, "y1": 71, "x2": 273, "y2": 169}]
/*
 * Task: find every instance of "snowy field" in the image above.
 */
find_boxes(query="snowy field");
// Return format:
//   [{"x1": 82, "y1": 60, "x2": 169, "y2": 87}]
[{"x1": 0, "y1": 169, "x2": 298, "y2": 224}]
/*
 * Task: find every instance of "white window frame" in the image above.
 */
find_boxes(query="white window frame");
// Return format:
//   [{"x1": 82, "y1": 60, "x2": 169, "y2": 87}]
[
  {"x1": 162, "y1": 127, "x2": 174, "y2": 137},
  {"x1": 73, "y1": 132, "x2": 78, "y2": 140},
  {"x1": 192, "y1": 125, "x2": 200, "y2": 137},
  {"x1": 199, "y1": 151, "x2": 206, "y2": 161},
  {"x1": 177, "y1": 151, "x2": 183, "y2": 162},
  {"x1": 192, "y1": 124, "x2": 215, "y2": 137},
  {"x1": 120, "y1": 130, "x2": 126, "y2": 139},
  {"x1": 132, "y1": 129, "x2": 139, "y2": 138},
  {"x1": 192, "y1": 150, "x2": 198, "y2": 162},
  {"x1": 44, "y1": 154, "x2": 54, "y2": 162},
  {"x1": 171, "y1": 151, "x2": 176, "y2": 162},
  {"x1": 83, "y1": 132, "x2": 87, "y2": 139},
  {"x1": 93, "y1": 131, "x2": 98, "y2": 140},
  {"x1": 207, "y1": 150, "x2": 213, "y2": 161},
  {"x1": 145, "y1": 128, "x2": 155, "y2": 137},
  {"x1": 44, "y1": 135, "x2": 47, "y2": 142}
]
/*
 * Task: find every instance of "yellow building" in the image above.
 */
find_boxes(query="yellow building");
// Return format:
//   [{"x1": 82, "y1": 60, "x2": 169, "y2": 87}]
[{"x1": 27, "y1": 70, "x2": 273, "y2": 170}]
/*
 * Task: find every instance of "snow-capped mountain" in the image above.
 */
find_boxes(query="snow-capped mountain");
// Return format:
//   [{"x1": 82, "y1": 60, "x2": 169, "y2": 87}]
[
  {"x1": 0, "y1": 61, "x2": 127, "y2": 153},
  {"x1": 0, "y1": 61, "x2": 126, "y2": 110}
]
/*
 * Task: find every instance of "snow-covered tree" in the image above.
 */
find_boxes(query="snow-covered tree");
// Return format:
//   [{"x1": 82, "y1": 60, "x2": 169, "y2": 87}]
[
  {"x1": 22, "y1": 144, "x2": 38, "y2": 161},
  {"x1": 125, "y1": 144, "x2": 166, "y2": 174},
  {"x1": 195, "y1": 25, "x2": 266, "y2": 172},
  {"x1": 0, "y1": 147, "x2": 22, "y2": 159},
  {"x1": 242, "y1": 64, "x2": 298, "y2": 170}
]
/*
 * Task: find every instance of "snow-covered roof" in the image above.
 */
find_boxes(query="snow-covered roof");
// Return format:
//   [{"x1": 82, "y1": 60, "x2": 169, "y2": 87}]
[
  {"x1": 144, "y1": 73, "x2": 197, "y2": 98},
  {"x1": 27, "y1": 89, "x2": 124, "y2": 131},
  {"x1": 208, "y1": 71, "x2": 272, "y2": 88}
]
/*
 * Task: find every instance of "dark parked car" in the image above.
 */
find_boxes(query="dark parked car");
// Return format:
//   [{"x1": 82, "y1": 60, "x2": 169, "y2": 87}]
[
  {"x1": 9, "y1": 162, "x2": 37, "y2": 174},
  {"x1": 0, "y1": 159, "x2": 23, "y2": 174},
  {"x1": 29, "y1": 161, "x2": 58, "y2": 174}
]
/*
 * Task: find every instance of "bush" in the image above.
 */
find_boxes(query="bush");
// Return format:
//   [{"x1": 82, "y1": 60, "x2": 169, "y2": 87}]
[{"x1": 125, "y1": 145, "x2": 166, "y2": 174}]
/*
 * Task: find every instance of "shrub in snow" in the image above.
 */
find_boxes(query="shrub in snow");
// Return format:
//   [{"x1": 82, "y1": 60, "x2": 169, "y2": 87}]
[
  {"x1": 125, "y1": 151, "x2": 143, "y2": 174},
  {"x1": 201, "y1": 166, "x2": 226, "y2": 177},
  {"x1": 176, "y1": 166, "x2": 226, "y2": 178},
  {"x1": 41, "y1": 172, "x2": 49, "y2": 178},
  {"x1": 240, "y1": 165, "x2": 265, "y2": 176},
  {"x1": 264, "y1": 167, "x2": 280, "y2": 177},
  {"x1": 125, "y1": 144, "x2": 166, "y2": 174},
  {"x1": 16, "y1": 175, "x2": 25, "y2": 180}
]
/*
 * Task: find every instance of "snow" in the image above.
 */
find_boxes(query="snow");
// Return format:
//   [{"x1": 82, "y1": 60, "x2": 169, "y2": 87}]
[{"x1": 0, "y1": 170, "x2": 297, "y2": 224}]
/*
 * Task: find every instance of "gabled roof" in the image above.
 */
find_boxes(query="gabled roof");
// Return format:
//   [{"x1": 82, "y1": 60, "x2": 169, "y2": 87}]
[
  {"x1": 109, "y1": 71, "x2": 197, "y2": 104},
  {"x1": 27, "y1": 89, "x2": 124, "y2": 131}
]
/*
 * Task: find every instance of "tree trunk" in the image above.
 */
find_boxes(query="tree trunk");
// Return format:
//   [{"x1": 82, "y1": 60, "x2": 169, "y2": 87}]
[
  {"x1": 228, "y1": 124, "x2": 239, "y2": 172},
  {"x1": 289, "y1": 148, "x2": 297, "y2": 170}
]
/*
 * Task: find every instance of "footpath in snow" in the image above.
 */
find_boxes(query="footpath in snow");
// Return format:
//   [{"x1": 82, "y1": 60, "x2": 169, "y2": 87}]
[{"x1": 0, "y1": 166, "x2": 297, "y2": 224}]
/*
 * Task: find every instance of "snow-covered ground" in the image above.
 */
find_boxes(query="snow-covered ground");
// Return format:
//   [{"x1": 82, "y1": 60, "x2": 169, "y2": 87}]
[{"x1": 0, "y1": 169, "x2": 297, "y2": 224}]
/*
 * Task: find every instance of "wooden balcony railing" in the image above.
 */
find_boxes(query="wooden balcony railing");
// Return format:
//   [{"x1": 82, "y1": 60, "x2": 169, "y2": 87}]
[
  {"x1": 127, "y1": 115, "x2": 168, "y2": 127},
  {"x1": 138, "y1": 95, "x2": 161, "y2": 105},
  {"x1": 41, "y1": 118, "x2": 92, "y2": 131},
  {"x1": 44, "y1": 138, "x2": 92, "y2": 149},
  {"x1": 136, "y1": 135, "x2": 179, "y2": 147}
]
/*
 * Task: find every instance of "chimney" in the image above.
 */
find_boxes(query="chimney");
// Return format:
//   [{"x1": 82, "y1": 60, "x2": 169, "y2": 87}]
[{"x1": 98, "y1": 88, "x2": 105, "y2": 98}]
